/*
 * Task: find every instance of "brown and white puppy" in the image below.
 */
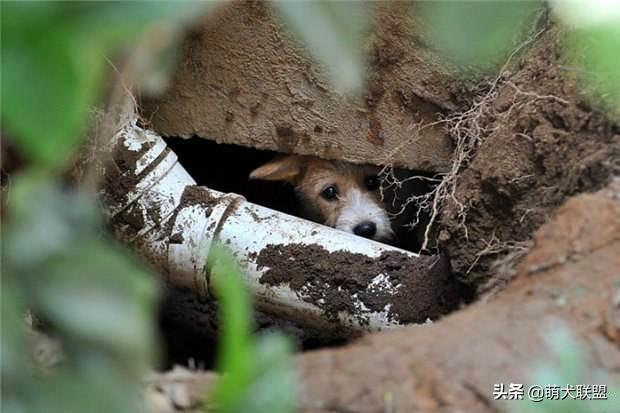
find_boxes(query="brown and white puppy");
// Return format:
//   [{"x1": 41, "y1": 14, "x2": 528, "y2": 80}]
[{"x1": 250, "y1": 155, "x2": 394, "y2": 242}]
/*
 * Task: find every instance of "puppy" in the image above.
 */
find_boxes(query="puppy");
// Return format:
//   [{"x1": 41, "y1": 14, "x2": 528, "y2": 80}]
[{"x1": 249, "y1": 155, "x2": 394, "y2": 242}]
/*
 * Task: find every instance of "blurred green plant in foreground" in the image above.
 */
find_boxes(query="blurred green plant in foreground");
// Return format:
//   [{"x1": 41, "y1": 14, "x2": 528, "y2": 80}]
[
  {"x1": 2, "y1": 175, "x2": 158, "y2": 413},
  {"x1": 207, "y1": 244, "x2": 296, "y2": 413},
  {"x1": 1, "y1": 2, "x2": 296, "y2": 412},
  {"x1": 271, "y1": 0, "x2": 370, "y2": 95},
  {"x1": 1, "y1": 1, "x2": 208, "y2": 171},
  {"x1": 512, "y1": 324, "x2": 620, "y2": 413},
  {"x1": 420, "y1": 1, "x2": 544, "y2": 72},
  {"x1": 551, "y1": 0, "x2": 620, "y2": 118},
  {"x1": 0, "y1": 2, "x2": 212, "y2": 413},
  {"x1": 419, "y1": 0, "x2": 619, "y2": 115}
]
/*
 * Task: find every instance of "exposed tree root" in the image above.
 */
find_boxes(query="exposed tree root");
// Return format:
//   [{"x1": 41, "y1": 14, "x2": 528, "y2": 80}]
[{"x1": 379, "y1": 27, "x2": 573, "y2": 263}]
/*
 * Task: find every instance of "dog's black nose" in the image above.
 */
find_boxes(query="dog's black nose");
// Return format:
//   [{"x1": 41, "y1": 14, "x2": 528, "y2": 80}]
[{"x1": 353, "y1": 221, "x2": 377, "y2": 239}]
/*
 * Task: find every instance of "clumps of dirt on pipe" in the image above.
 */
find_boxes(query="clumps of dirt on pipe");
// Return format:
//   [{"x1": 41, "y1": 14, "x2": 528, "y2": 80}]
[
  {"x1": 100, "y1": 138, "x2": 161, "y2": 206},
  {"x1": 176, "y1": 185, "x2": 218, "y2": 211},
  {"x1": 257, "y1": 243, "x2": 464, "y2": 323}
]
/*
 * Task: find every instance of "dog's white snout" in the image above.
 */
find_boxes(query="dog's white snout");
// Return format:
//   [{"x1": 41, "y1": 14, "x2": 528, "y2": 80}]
[{"x1": 335, "y1": 189, "x2": 393, "y2": 241}]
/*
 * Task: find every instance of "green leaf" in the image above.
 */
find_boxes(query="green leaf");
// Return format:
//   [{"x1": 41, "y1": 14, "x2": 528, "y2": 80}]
[
  {"x1": 4, "y1": 173, "x2": 101, "y2": 270},
  {"x1": 208, "y1": 244, "x2": 296, "y2": 413},
  {"x1": 1, "y1": 10, "x2": 102, "y2": 169},
  {"x1": 419, "y1": 1, "x2": 542, "y2": 71},
  {"x1": 570, "y1": 24, "x2": 620, "y2": 118},
  {"x1": 0, "y1": 1, "x2": 214, "y2": 170},
  {"x1": 34, "y1": 241, "x2": 157, "y2": 359},
  {"x1": 73, "y1": 1, "x2": 214, "y2": 47},
  {"x1": 271, "y1": 1, "x2": 370, "y2": 95},
  {"x1": 4, "y1": 175, "x2": 157, "y2": 355},
  {"x1": 240, "y1": 334, "x2": 296, "y2": 413},
  {"x1": 4, "y1": 176, "x2": 156, "y2": 358},
  {"x1": 0, "y1": 280, "x2": 28, "y2": 380},
  {"x1": 2, "y1": 175, "x2": 160, "y2": 413},
  {"x1": 1, "y1": 4, "x2": 218, "y2": 413},
  {"x1": 209, "y1": 244, "x2": 255, "y2": 393},
  {"x1": 513, "y1": 323, "x2": 620, "y2": 413}
]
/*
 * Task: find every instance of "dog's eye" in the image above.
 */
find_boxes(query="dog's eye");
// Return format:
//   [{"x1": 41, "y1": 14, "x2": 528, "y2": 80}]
[
  {"x1": 365, "y1": 175, "x2": 380, "y2": 190},
  {"x1": 321, "y1": 185, "x2": 339, "y2": 201}
]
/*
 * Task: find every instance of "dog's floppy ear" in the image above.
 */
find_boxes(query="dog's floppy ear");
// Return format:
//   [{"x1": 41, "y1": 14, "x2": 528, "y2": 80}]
[{"x1": 249, "y1": 155, "x2": 303, "y2": 182}]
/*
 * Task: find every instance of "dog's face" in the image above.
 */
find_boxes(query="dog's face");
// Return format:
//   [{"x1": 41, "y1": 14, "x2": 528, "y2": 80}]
[{"x1": 250, "y1": 155, "x2": 394, "y2": 242}]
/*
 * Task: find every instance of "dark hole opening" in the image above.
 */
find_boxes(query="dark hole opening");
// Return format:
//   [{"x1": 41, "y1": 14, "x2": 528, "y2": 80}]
[
  {"x1": 165, "y1": 136, "x2": 300, "y2": 216},
  {"x1": 164, "y1": 136, "x2": 436, "y2": 252}
]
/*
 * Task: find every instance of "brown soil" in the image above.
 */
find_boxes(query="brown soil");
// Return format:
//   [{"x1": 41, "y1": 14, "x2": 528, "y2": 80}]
[
  {"x1": 257, "y1": 244, "x2": 462, "y2": 323},
  {"x1": 176, "y1": 184, "x2": 217, "y2": 212},
  {"x1": 140, "y1": 1, "x2": 477, "y2": 172},
  {"x1": 100, "y1": 139, "x2": 154, "y2": 207},
  {"x1": 438, "y1": 26, "x2": 620, "y2": 289},
  {"x1": 139, "y1": 4, "x2": 619, "y2": 292},
  {"x1": 157, "y1": 180, "x2": 620, "y2": 413},
  {"x1": 290, "y1": 182, "x2": 620, "y2": 413},
  {"x1": 110, "y1": 202, "x2": 146, "y2": 239}
]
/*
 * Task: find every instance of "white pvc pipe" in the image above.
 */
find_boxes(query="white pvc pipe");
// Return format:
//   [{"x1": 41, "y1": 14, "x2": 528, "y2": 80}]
[{"x1": 103, "y1": 121, "x2": 460, "y2": 336}]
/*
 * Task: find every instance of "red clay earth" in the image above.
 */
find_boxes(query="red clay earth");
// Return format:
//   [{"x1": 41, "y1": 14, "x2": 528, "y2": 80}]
[{"x1": 161, "y1": 180, "x2": 618, "y2": 413}]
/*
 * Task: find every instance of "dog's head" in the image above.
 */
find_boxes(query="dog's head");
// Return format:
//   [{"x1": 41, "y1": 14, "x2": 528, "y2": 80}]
[{"x1": 250, "y1": 155, "x2": 393, "y2": 241}]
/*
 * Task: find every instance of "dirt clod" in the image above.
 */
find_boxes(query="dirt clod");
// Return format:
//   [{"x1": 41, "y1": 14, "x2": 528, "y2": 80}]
[
  {"x1": 257, "y1": 243, "x2": 463, "y2": 323},
  {"x1": 176, "y1": 185, "x2": 216, "y2": 214},
  {"x1": 439, "y1": 26, "x2": 620, "y2": 289}
]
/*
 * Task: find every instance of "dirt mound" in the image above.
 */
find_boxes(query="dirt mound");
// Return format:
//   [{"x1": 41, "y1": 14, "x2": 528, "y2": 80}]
[
  {"x1": 150, "y1": 179, "x2": 620, "y2": 413},
  {"x1": 439, "y1": 26, "x2": 620, "y2": 290},
  {"x1": 289, "y1": 181, "x2": 620, "y2": 413},
  {"x1": 256, "y1": 243, "x2": 462, "y2": 324}
]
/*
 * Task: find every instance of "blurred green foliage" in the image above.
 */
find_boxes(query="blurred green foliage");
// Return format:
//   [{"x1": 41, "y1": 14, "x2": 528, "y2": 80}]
[
  {"x1": 1, "y1": 2, "x2": 295, "y2": 412},
  {"x1": 550, "y1": 1, "x2": 620, "y2": 114},
  {"x1": 0, "y1": 1, "x2": 208, "y2": 170},
  {"x1": 567, "y1": 24, "x2": 620, "y2": 117},
  {"x1": 513, "y1": 325, "x2": 620, "y2": 413},
  {"x1": 271, "y1": 1, "x2": 370, "y2": 95},
  {"x1": 418, "y1": 0, "x2": 619, "y2": 114},
  {"x1": 2, "y1": 174, "x2": 158, "y2": 413},
  {"x1": 1, "y1": 2, "x2": 211, "y2": 413},
  {"x1": 419, "y1": 1, "x2": 543, "y2": 72},
  {"x1": 208, "y1": 244, "x2": 296, "y2": 413}
]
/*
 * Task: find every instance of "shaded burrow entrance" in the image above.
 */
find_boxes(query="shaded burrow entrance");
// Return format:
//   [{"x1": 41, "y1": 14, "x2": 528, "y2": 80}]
[
  {"x1": 156, "y1": 136, "x2": 463, "y2": 370},
  {"x1": 164, "y1": 136, "x2": 437, "y2": 253},
  {"x1": 164, "y1": 137, "x2": 299, "y2": 218}
]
